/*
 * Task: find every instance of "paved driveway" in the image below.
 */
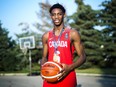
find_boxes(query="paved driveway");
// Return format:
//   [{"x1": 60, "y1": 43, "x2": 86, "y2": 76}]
[
  {"x1": 0, "y1": 76, "x2": 43, "y2": 87},
  {"x1": 0, "y1": 75, "x2": 116, "y2": 87}
]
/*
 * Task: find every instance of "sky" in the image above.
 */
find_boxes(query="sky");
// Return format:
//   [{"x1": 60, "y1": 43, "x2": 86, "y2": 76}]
[{"x1": 0, "y1": 0, "x2": 104, "y2": 39}]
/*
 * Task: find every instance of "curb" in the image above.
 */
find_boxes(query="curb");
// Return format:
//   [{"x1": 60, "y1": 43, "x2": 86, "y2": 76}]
[{"x1": 0, "y1": 73, "x2": 28, "y2": 76}]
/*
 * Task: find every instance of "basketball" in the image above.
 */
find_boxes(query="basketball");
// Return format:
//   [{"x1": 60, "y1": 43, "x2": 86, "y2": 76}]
[{"x1": 41, "y1": 61, "x2": 63, "y2": 83}]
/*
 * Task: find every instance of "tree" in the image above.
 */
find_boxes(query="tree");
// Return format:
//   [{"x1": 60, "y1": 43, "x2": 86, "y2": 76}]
[
  {"x1": 69, "y1": 0, "x2": 103, "y2": 68},
  {"x1": 0, "y1": 21, "x2": 20, "y2": 71},
  {"x1": 99, "y1": 0, "x2": 116, "y2": 67},
  {"x1": 34, "y1": 0, "x2": 52, "y2": 32}
]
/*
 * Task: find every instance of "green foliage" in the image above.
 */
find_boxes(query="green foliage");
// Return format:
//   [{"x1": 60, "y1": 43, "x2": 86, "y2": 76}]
[
  {"x1": 99, "y1": 0, "x2": 116, "y2": 67},
  {"x1": 70, "y1": 0, "x2": 116, "y2": 68},
  {"x1": 78, "y1": 62, "x2": 92, "y2": 69},
  {"x1": 0, "y1": 21, "x2": 20, "y2": 71},
  {"x1": 69, "y1": 0, "x2": 103, "y2": 67}
]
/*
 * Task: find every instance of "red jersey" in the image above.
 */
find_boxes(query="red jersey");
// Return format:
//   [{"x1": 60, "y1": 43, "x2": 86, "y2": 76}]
[{"x1": 43, "y1": 28, "x2": 77, "y2": 87}]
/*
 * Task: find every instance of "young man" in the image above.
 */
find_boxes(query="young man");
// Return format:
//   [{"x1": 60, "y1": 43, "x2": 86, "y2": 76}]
[{"x1": 41, "y1": 3, "x2": 86, "y2": 87}]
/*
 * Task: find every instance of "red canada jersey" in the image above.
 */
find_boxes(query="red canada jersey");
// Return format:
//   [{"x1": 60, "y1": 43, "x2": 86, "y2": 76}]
[
  {"x1": 47, "y1": 28, "x2": 75, "y2": 64},
  {"x1": 43, "y1": 28, "x2": 77, "y2": 87}
]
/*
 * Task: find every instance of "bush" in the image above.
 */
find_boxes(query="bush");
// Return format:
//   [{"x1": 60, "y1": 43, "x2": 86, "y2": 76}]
[{"x1": 78, "y1": 62, "x2": 92, "y2": 69}]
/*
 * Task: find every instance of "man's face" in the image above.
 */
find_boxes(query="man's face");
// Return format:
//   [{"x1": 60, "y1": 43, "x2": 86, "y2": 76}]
[{"x1": 50, "y1": 8, "x2": 65, "y2": 26}]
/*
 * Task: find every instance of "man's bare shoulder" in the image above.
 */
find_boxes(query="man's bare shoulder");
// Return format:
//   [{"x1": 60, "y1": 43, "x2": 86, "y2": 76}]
[
  {"x1": 42, "y1": 31, "x2": 49, "y2": 40},
  {"x1": 70, "y1": 28, "x2": 80, "y2": 38}
]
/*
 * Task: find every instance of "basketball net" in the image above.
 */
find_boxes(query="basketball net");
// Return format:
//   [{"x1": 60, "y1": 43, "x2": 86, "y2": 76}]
[{"x1": 21, "y1": 47, "x2": 28, "y2": 56}]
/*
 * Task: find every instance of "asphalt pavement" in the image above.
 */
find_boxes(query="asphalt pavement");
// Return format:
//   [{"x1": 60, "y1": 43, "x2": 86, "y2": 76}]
[{"x1": 0, "y1": 73, "x2": 116, "y2": 87}]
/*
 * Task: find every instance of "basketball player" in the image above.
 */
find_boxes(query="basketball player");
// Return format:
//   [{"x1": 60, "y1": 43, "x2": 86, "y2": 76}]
[{"x1": 41, "y1": 3, "x2": 86, "y2": 87}]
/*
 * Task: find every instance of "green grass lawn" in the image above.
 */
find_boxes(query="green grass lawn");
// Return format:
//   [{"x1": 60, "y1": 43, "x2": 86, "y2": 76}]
[{"x1": 76, "y1": 68, "x2": 116, "y2": 75}]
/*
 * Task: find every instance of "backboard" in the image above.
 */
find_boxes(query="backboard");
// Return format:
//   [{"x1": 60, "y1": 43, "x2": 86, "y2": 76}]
[{"x1": 19, "y1": 36, "x2": 35, "y2": 49}]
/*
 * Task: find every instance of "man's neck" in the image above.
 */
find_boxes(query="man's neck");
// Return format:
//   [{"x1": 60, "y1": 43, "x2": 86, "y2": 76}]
[{"x1": 53, "y1": 25, "x2": 65, "y2": 36}]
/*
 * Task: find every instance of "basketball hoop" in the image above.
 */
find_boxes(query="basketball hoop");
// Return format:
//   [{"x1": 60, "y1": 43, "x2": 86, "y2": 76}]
[
  {"x1": 19, "y1": 36, "x2": 35, "y2": 50},
  {"x1": 21, "y1": 47, "x2": 28, "y2": 56},
  {"x1": 19, "y1": 36, "x2": 35, "y2": 75}
]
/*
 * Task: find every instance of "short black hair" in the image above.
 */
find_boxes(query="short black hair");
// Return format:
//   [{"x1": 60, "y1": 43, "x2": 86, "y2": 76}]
[{"x1": 49, "y1": 3, "x2": 66, "y2": 13}]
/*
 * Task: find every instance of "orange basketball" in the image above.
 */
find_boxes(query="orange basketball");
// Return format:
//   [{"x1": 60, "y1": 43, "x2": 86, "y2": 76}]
[{"x1": 41, "y1": 61, "x2": 63, "y2": 83}]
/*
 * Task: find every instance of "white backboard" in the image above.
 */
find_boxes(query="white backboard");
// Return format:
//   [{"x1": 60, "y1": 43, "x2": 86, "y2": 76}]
[{"x1": 19, "y1": 36, "x2": 35, "y2": 49}]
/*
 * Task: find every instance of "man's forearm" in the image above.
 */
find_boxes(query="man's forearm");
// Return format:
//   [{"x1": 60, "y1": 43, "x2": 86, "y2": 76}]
[
  {"x1": 41, "y1": 57, "x2": 47, "y2": 65},
  {"x1": 69, "y1": 55, "x2": 86, "y2": 71}
]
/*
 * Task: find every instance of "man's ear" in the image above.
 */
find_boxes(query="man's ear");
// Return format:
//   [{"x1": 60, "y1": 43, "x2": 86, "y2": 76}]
[
  {"x1": 64, "y1": 13, "x2": 66, "y2": 18},
  {"x1": 50, "y1": 13, "x2": 52, "y2": 18}
]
